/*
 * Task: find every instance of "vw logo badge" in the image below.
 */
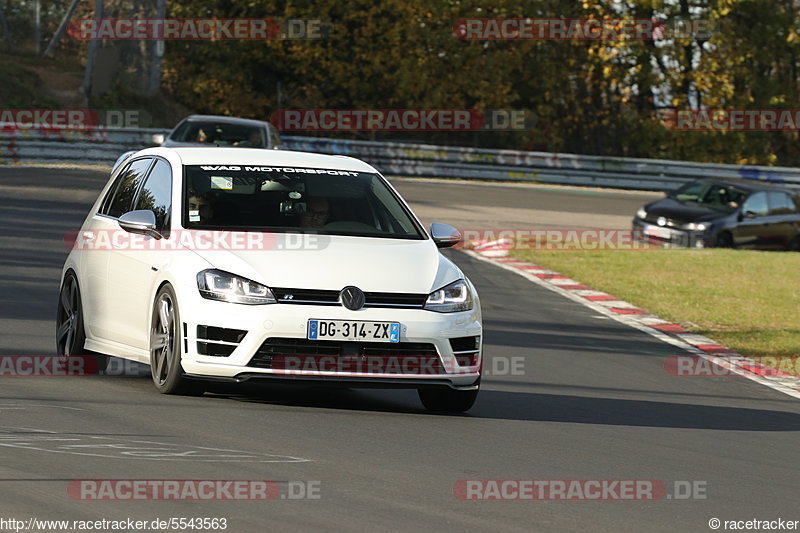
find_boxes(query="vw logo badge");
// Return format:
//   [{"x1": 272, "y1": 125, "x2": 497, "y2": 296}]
[
  {"x1": 340, "y1": 286, "x2": 366, "y2": 311},
  {"x1": 656, "y1": 216, "x2": 667, "y2": 227}
]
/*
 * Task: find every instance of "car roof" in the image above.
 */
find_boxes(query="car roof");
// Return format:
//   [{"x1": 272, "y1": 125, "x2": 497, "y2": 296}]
[
  {"x1": 699, "y1": 177, "x2": 796, "y2": 193},
  {"x1": 137, "y1": 146, "x2": 378, "y2": 173},
  {"x1": 178, "y1": 115, "x2": 270, "y2": 128}
]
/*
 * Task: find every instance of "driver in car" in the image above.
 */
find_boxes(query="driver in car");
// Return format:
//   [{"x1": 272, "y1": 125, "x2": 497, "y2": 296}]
[
  {"x1": 187, "y1": 189, "x2": 213, "y2": 225},
  {"x1": 234, "y1": 130, "x2": 263, "y2": 148},
  {"x1": 300, "y1": 197, "x2": 330, "y2": 229}
]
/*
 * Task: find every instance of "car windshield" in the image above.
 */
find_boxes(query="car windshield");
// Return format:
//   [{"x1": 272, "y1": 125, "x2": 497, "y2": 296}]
[
  {"x1": 171, "y1": 121, "x2": 266, "y2": 147},
  {"x1": 183, "y1": 165, "x2": 424, "y2": 239},
  {"x1": 669, "y1": 181, "x2": 749, "y2": 213}
]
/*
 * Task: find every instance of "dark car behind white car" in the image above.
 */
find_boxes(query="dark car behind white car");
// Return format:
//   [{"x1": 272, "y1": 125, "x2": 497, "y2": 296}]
[{"x1": 633, "y1": 178, "x2": 800, "y2": 250}]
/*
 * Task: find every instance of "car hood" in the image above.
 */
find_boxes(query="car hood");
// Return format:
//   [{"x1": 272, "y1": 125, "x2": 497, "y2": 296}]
[
  {"x1": 186, "y1": 234, "x2": 462, "y2": 293},
  {"x1": 644, "y1": 197, "x2": 728, "y2": 223}
]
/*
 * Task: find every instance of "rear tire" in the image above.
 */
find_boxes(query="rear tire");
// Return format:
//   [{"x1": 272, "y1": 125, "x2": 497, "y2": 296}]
[
  {"x1": 56, "y1": 272, "x2": 108, "y2": 373},
  {"x1": 418, "y1": 387, "x2": 478, "y2": 413},
  {"x1": 150, "y1": 284, "x2": 202, "y2": 395},
  {"x1": 787, "y1": 237, "x2": 800, "y2": 251}
]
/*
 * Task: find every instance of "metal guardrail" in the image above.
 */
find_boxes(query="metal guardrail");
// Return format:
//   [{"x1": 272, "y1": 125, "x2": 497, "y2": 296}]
[
  {"x1": 0, "y1": 127, "x2": 164, "y2": 166},
  {"x1": 2, "y1": 125, "x2": 800, "y2": 191}
]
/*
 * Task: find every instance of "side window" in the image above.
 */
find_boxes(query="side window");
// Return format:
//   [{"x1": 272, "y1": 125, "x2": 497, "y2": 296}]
[
  {"x1": 104, "y1": 158, "x2": 153, "y2": 218},
  {"x1": 674, "y1": 181, "x2": 709, "y2": 202},
  {"x1": 742, "y1": 192, "x2": 769, "y2": 217},
  {"x1": 767, "y1": 191, "x2": 796, "y2": 215},
  {"x1": 134, "y1": 159, "x2": 172, "y2": 231},
  {"x1": 268, "y1": 125, "x2": 282, "y2": 148},
  {"x1": 99, "y1": 163, "x2": 130, "y2": 214}
]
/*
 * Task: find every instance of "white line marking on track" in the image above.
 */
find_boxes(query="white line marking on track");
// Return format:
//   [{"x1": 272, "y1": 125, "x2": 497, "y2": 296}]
[
  {"x1": 0, "y1": 427, "x2": 310, "y2": 463},
  {"x1": 465, "y1": 250, "x2": 800, "y2": 401},
  {"x1": 0, "y1": 404, "x2": 85, "y2": 411}
]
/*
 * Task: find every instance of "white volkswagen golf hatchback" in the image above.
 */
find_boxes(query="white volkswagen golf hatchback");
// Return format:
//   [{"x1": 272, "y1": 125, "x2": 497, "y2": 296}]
[{"x1": 57, "y1": 147, "x2": 482, "y2": 412}]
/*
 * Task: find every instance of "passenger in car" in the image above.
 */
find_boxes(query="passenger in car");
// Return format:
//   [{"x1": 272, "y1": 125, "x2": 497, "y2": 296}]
[{"x1": 193, "y1": 128, "x2": 210, "y2": 143}]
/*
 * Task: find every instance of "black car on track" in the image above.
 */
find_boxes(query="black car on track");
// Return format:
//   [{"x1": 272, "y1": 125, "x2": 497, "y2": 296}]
[{"x1": 632, "y1": 178, "x2": 800, "y2": 250}]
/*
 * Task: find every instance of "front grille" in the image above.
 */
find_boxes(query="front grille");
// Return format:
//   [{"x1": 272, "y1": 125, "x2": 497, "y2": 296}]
[
  {"x1": 198, "y1": 325, "x2": 247, "y2": 343},
  {"x1": 643, "y1": 216, "x2": 689, "y2": 230},
  {"x1": 634, "y1": 220, "x2": 691, "y2": 247},
  {"x1": 638, "y1": 230, "x2": 690, "y2": 247},
  {"x1": 449, "y1": 336, "x2": 481, "y2": 366},
  {"x1": 363, "y1": 292, "x2": 428, "y2": 308},
  {"x1": 196, "y1": 325, "x2": 247, "y2": 357},
  {"x1": 271, "y1": 288, "x2": 339, "y2": 305},
  {"x1": 197, "y1": 342, "x2": 236, "y2": 357},
  {"x1": 270, "y1": 288, "x2": 427, "y2": 309},
  {"x1": 253, "y1": 338, "x2": 439, "y2": 357},
  {"x1": 255, "y1": 338, "x2": 342, "y2": 358},
  {"x1": 249, "y1": 338, "x2": 444, "y2": 374},
  {"x1": 644, "y1": 214, "x2": 671, "y2": 225},
  {"x1": 449, "y1": 336, "x2": 480, "y2": 352}
]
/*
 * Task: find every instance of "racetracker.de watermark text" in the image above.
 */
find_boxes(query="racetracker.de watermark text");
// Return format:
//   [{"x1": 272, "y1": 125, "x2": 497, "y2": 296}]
[
  {"x1": 454, "y1": 18, "x2": 713, "y2": 41},
  {"x1": 68, "y1": 18, "x2": 329, "y2": 40},
  {"x1": 454, "y1": 479, "x2": 707, "y2": 501}
]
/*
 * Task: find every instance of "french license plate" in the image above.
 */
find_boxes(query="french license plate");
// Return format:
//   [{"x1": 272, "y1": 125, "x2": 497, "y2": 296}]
[
  {"x1": 308, "y1": 320, "x2": 400, "y2": 343},
  {"x1": 644, "y1": 224, "x2": 671, "y2": 239}
]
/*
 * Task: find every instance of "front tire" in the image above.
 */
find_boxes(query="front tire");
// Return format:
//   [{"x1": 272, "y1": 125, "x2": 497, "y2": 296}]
[
  {"x1": 56, "y1": 272, "x2": 108, "y2": 373},
  {"x1": 715, "y1": 231, "x2": 734, "y2": 248},
  {"x1": 150, "y1": 284, "x2": 201, "y2": 395},
  {"x1": 418, "y1": 386, "x2": 479, "y2": 413}
]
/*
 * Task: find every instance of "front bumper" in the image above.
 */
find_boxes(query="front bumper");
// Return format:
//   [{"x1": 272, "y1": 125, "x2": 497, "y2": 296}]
[
  {"x1": 184, "y1": 372, "x2": 480, "y2": 391},
  {"x1": 632, "y1": 218, "x2": 708, "y2": 248},
  {"x1": 177, "y1": 289, "x2": 483, "y2": 389}
]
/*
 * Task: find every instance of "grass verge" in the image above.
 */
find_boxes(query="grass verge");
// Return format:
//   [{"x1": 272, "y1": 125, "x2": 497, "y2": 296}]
[{"x1": 509, "y1": 248, "x2": 800, "y2": 375}]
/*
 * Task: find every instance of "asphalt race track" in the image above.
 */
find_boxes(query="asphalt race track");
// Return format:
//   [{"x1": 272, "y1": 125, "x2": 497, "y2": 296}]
[{"x1": 0, "y1": 166, "x2": 798, "y2": 532}]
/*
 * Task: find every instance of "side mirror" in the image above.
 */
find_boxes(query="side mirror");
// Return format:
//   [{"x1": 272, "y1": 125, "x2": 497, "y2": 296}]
[
  {"x1": 430, "y1": 222, "x2": 462, "y2": 248},
  {"x1": 118, "y1": 210, "x2": 162, "y2": 239},
  {"x1": 152, "y1": 133, "x2": 166, "y2": 145},
  {"x1": 743, "y1": 210, "x2": 758, "y2": 218}
]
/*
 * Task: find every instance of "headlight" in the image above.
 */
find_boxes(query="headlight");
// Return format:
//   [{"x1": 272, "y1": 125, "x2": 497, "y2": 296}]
[
  {"x1": 424, "y1": 279, "x2": 473, "y2": 313},
  {"x1": 196, "y1": 269, "x2": 276, "y2": 305},
  {"x1": 636, "y1": 208, "x2": 647, "y2": 219},
  {"x1": 686, "y1": 222, "x2": 708, "y2": 231}
]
